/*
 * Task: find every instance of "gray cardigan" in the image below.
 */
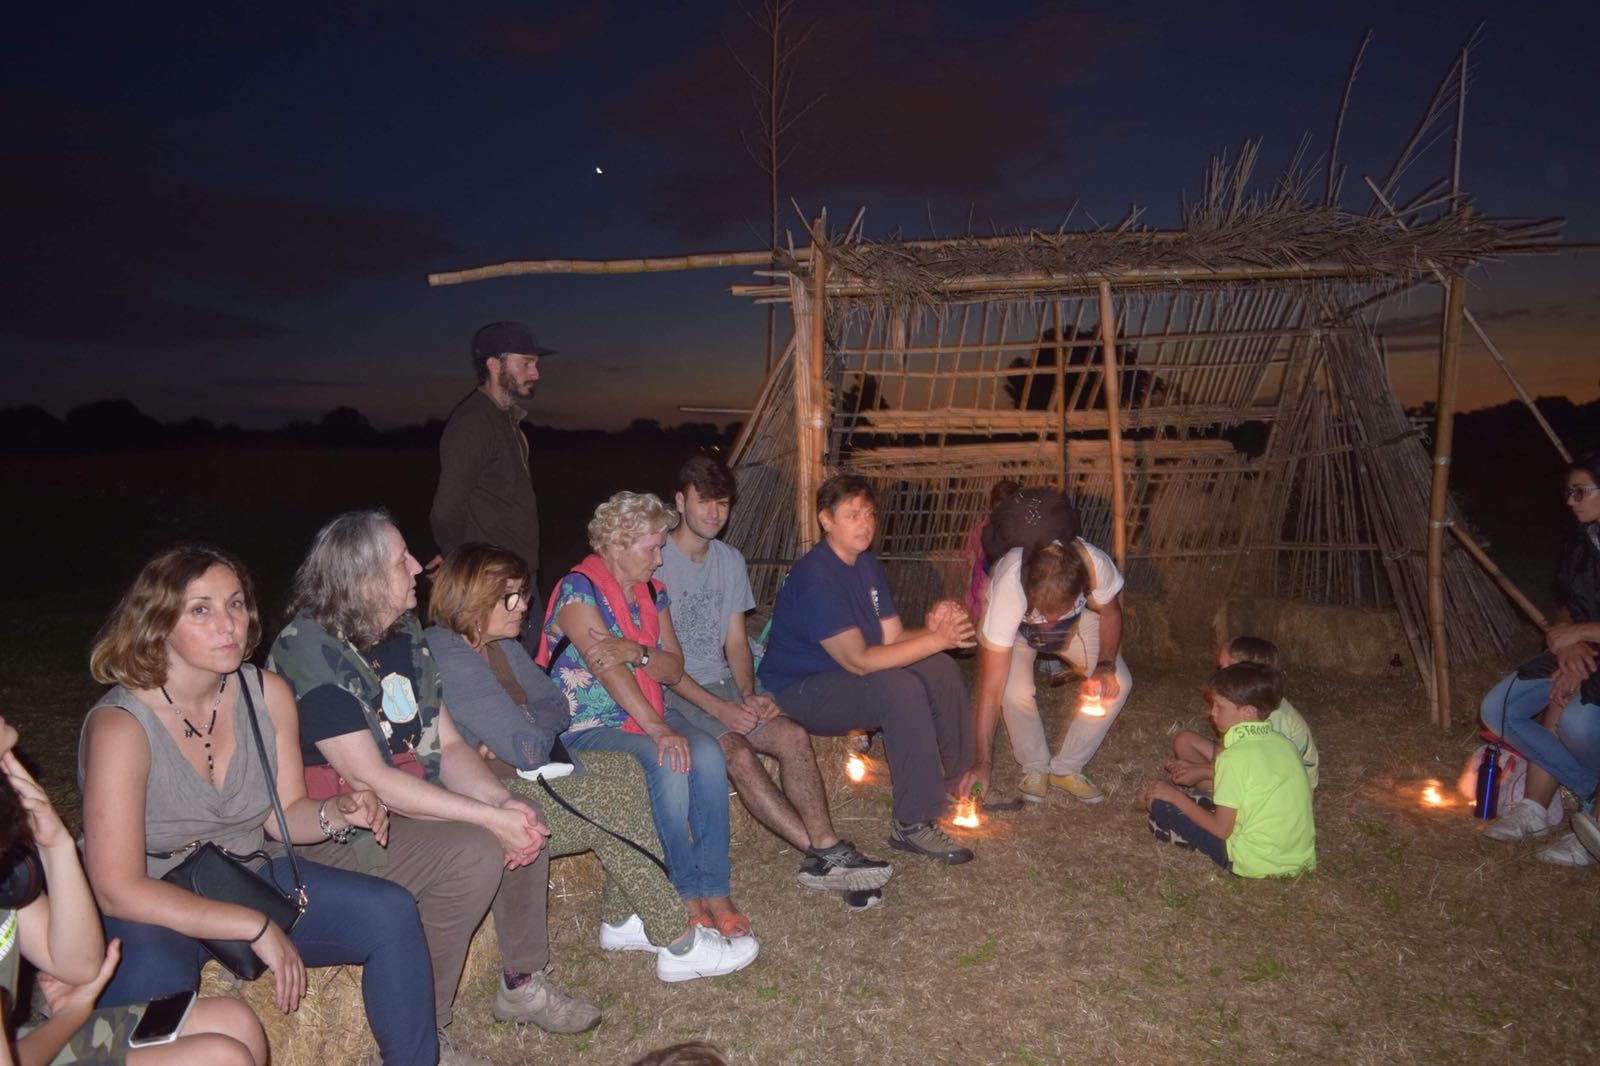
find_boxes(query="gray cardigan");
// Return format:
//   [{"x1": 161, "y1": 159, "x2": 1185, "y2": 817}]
[{"x1": 423, "y1": 625, "x2": 573, "y2": 771}]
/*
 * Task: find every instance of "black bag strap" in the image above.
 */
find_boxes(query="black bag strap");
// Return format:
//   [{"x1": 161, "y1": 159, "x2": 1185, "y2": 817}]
[
  {"x1": 535, "y1": 776, "x2": 668, "y2": 875},
  {"x1": 237, "y1": 667, "x2": 308, "y2": 912}
]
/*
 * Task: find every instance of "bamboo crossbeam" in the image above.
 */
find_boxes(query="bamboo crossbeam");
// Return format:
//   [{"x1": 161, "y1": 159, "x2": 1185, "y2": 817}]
[
  {"x1": 841, "y1": 326, "x2": 1354, "y2": 358},
  {"x1": 729, "y1": 261, "x2": 1428, "y2": 301}
]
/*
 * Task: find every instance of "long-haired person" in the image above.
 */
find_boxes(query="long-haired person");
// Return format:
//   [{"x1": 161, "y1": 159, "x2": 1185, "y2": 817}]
[
  {"x1": 1479, "y1": 452, "x2": 1600, "y2": 865},
  {"x1": 541, "y1": 492, "x2": 754, "y2": 942},
  {"x1": 268, "y1": 511, "x2": 600, "y2": 1057},
  {"x1": 80, "y1": 545, "x2": 435, "y2": 1065},
  {"x1": 425, "y1": 543, "x2": 756, "y2": 981}
]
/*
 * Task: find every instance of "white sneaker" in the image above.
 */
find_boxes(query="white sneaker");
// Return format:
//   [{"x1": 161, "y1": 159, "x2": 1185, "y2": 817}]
[
  {"x1": 655, "y1": 925, "x2": 759, "y2": 983},
  {"x1": 1483, "y1": 797, "x2": 1557, "y2": 842},
  {"x1": 1536, "y1": 832, "x2": 1596, "y2": 867},
  {"x1": 599, "y1": 914, "x2": 655, "y2": 953},
  {"x1": 1571, "y1": 810, "x2": 1600, "y2": 863}
]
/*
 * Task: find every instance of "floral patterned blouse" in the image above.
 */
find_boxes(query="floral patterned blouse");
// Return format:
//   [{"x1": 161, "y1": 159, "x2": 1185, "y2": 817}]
[{"x1": 545, "y1": 572, "x2": 670, "y2": 730}]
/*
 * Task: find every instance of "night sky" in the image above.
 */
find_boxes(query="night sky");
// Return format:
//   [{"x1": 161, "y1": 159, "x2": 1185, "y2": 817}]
[{"x1": 4, "y1": 1, "x2": 1595, "y2": 430}]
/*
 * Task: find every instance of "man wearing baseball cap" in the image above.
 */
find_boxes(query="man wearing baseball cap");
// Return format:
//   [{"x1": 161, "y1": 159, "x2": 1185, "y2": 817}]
[{"x1": 431, "y1": 322, "x2": 555, "y2": 651}]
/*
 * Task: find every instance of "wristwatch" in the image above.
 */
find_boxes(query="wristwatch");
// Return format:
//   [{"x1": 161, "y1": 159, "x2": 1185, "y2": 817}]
[{"x1": 638, "y1": 645, "x2": 652, "y2": 668}]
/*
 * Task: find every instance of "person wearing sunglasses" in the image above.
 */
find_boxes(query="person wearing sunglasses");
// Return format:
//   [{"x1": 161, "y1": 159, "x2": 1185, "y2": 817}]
[{"x1": 1478, "y1": 452, "x2": 1600, "y2": 866}]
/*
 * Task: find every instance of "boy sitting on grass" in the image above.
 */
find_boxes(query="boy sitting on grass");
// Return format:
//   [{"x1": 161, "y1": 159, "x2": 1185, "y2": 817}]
[
  {"x1": 1165, "y1": 635, "x2": 1319, "y2": 792},
  {"x1": 1141, "y1": 662, "x2": 1316, "y2": 877}
]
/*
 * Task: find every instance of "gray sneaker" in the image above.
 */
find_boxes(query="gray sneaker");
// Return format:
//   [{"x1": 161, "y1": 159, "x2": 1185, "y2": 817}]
[
  {"x1": 493, "y1": 969, "x2": 601, "y2": 1033},
  {"x1": 1571, "y1": 809, "x2": 1600, "y2": 863},
  {"x1": 888, "y1": 820, "x2": 974, "y2": 864},
  {"x1": 436, "y1": 1029, "x2": 492, "y2": 1066}
]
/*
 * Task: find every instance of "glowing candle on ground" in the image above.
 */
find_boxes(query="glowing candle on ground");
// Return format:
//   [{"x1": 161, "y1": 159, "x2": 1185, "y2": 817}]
[
  {"x1": 846, "y1": 753, "x2": 867, "y2": 783},
  {"x1": 1421, "y1": 780, "x2": 1445, "y2": 807},
  {"x1": 1079, "y1": 678, "x2": 1105, "y2": 718},
  {"x1": 952, "y1": 796, "x2": 980, "y2": 828}
]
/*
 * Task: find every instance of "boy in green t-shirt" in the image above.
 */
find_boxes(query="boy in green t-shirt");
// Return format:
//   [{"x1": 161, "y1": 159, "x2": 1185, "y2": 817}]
[
  {"x1": 1142, "y1": 663, "x2": 1316, "y2": 878},
  {"x1": 1165, "y1": 635, "x2": 1319, "y2": 791}
]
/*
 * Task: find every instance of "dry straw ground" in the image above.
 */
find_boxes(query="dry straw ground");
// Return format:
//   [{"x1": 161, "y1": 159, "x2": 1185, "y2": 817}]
[{"x1": 14, "y1": 652, "x2": 1598, "y2": 1066}]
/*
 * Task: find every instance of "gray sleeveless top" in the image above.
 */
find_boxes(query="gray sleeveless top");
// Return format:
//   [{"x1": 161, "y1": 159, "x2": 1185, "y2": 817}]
[{"x1": 79, "y1": 666, "x2": 280, "y2": 878}]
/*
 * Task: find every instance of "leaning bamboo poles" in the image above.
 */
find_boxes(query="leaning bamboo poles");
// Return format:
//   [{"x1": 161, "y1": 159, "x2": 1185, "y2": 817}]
[{"x1": 1426, "y1": 272, "x2": 1467, "y2": 727}]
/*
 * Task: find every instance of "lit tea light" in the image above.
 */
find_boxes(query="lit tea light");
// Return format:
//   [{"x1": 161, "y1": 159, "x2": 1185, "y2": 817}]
[
  {"x1": 846, "y1": 753, "x2": 867, "y2": 783},
  {"x1": 1079, "y1": 678, "x2": 1105, "y2": 718},
  {"x1": 1421, "y1": 780, "x2": 1446, "y2": 807},
  {"x1": 952, "y1": 796, "x2": 980, "y2": 828}
]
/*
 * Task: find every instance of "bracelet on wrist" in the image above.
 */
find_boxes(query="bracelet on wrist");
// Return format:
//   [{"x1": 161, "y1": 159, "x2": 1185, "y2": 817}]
[
  {"x1": 248, "y1": 914, "x2": 273, "y2": 943},
  {"x1": 1095, "y1": 659, "x2": 1116, "y2": 670},
  {"x1": 317, "y1": 798, "x2": 357, "y2": 844}
]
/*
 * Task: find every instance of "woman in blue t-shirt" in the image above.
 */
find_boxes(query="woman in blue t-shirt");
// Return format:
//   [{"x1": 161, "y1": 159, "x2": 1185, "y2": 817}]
[
  {"x1": 543, "y1": 492, "x2": 753, "y2": 945},
  {"x1": 758, "y1": 474, "x2": 980, "y2": 865}
]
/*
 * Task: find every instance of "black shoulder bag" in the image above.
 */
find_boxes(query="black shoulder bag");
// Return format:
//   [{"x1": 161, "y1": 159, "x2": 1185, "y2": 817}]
[{"x1": 158, "y1": 667, "x2": 308, "y2": 980}]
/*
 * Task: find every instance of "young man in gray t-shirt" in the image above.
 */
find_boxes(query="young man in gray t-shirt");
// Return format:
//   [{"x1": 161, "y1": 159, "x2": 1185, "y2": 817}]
[{"x1": 656, "y1": 455, "x2": 892, "y2": 895}]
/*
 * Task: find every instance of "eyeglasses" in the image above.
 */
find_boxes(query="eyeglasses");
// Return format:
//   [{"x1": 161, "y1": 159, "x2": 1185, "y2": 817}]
[
  {"x1": 503, "y1": 587, "x2": 530, "y2": 611},
  {"x1": 1565, "y1": 484, "x2": 1598, "y2": 503}
]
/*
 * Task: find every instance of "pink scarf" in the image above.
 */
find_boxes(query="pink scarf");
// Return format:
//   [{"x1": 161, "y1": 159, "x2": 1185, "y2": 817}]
[{"x1": 538, "y1": 553, "x2": 663, "y2": 733}]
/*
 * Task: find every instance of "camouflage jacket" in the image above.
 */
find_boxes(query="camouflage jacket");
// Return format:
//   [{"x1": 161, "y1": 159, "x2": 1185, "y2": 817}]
[{"x1": 267, "y1": 612, "x2": 444, "y2": 783}]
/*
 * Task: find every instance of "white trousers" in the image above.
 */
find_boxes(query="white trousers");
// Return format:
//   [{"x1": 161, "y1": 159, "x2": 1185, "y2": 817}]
[{"x1": 1001, "y1": 606, "x2": 1132, "y2": 775}]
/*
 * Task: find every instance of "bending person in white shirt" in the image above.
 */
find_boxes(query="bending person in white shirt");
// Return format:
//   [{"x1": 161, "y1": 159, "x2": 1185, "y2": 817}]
[{"x1": 965, "y1": 538, "x2": 1132, "y2": 805}]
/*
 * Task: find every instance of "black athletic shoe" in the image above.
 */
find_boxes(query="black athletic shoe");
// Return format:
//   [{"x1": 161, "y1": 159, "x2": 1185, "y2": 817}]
[
  {"x1": 796, "y1": 840, "x2": 894, "y2": 891},
  {"x1": 980, "y1": 788, "x2": 1025, "y2": 813},
  {"x1": 888, "y1": 820, "x2": 974, "y2": 865}
]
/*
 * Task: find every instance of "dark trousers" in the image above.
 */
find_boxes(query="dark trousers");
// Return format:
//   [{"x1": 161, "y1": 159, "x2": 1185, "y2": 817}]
[
  {"x1": 776, "y1": 652, "x2": 974, "y2": 825},
  {"x1": 99, "y1": 857, "x2": 436, "y2": 1066},
  {"x1": 1149, "y1": 798, "x2": 1231, "y2": 871}
]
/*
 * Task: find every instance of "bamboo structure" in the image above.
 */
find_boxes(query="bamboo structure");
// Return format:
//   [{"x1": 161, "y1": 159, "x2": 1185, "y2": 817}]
[
  {"x1": 427, "y1": 46, "x2": 1568, "y2": 712},
  {"x1": 1427, "y1": 272, "x2": 1467, "y2": 726}
]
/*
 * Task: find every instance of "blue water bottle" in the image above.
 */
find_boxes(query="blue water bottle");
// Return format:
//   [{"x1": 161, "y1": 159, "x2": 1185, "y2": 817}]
[{"x1": 1473, "y1": 745, "x2": 1500, "y2": 820}]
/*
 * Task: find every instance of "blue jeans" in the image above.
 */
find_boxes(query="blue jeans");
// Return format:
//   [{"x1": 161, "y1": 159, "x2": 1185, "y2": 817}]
[
  {"x1": 1480, "y1": 672, "x2": 1600, "y2": 800},
  {"x1": 566, "y1": 707, "x2": 732, "y2": 899},
  {"x1": 98, "y1": 857, "x2": 435, "y2": 1066}
]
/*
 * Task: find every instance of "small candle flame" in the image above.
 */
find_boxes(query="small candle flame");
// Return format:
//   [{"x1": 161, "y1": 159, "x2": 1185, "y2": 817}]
[
  {"x1": 846, "y1": 753, "x2": 867, "y2": 783},
  {"x1": 1421, "y1": 781, "x2": 1445, "y2": 807},
  {"x1": 952, "y1": 796, "x2": 980, "y2": 828},
  {"x1": 1079, "y1": 678, "x2": 1105, "y2": 718}
]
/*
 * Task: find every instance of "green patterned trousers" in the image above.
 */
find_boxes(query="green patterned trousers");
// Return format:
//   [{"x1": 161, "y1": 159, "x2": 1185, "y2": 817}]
[{"x1": 505, "y1": 748, "x2": 688, "y2": 947}]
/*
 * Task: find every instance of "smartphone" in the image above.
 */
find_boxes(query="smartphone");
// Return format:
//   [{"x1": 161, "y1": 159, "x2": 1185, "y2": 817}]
[{"x1": 128, "y1": 990, "x2": 196, "y2": 1048}]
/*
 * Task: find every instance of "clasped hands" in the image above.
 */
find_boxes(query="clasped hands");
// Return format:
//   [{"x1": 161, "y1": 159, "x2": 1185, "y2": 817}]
[{"x1": 926, "y1": 599, "x2": 977, "y2": 650}]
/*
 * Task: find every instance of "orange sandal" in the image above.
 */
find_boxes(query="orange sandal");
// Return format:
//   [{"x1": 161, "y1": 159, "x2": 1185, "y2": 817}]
[{"x1": 704, "y1": 899, "x2": 751, "y2": 938}]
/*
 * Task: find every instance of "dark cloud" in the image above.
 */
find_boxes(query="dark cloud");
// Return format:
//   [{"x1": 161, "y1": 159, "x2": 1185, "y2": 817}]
[
  {"x1": 213, "y1": 375, "x2": 360, "y2": 389},
  {"x1": 607, "y1": 1, "x2": 1138, "y2": 240},
  {"x1": 0, "y1": 140, "x2": 456, "y2": 348}
]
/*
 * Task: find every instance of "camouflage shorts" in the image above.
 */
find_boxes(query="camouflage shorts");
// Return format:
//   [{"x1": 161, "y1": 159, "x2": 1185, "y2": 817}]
[{"x1": 18, "y1": 1002, "x2": 139, "y2": 1064}]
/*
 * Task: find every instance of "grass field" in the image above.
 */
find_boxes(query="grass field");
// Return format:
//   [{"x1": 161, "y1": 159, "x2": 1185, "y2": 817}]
[{"x1": 3, "y1": 447, "x2": 1596, "y2": 1064}]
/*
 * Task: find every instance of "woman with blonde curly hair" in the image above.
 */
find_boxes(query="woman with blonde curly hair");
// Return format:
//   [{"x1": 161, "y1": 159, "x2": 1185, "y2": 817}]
[{"x1": 538, "y1": 492, "x2": 755, "y2": 944}]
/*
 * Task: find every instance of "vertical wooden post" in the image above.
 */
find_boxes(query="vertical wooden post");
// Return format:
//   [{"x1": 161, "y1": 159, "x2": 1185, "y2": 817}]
[
  {"x1": 1052, "y1": 301, "x2": 1067, "y2": 487},
  {"x1": 1427, "y1": 270, "x2": 1467, "y2": 727},
  {"x1": 1097, "y1": 280, "x2": 1127, "y2": 568},
  {"x1": 792, "y1": 231, "x2": 827, "y2": 554}
]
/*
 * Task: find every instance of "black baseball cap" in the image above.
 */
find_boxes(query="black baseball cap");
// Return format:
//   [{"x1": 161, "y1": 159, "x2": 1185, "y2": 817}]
[{"x1": 472, "y1": 321, "x2": 557, "y2": 360}]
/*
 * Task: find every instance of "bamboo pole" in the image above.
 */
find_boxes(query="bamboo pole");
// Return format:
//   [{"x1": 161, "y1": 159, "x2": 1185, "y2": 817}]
[
  {"x1": 796, "y1": 231, "x2": 828, "y2": 553},
  {"x1": 1427, "y1": 271, "x2": 1467, "y2": 727},
  {"x1": 1097, "y1": 281, "x2": 1127, "y2": 568},
  {"x1": 1447, "y1": 523, "x2": 1549, "y2": 630}
]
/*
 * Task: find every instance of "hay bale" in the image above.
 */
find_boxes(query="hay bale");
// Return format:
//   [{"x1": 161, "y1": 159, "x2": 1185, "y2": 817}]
[
  {"x1": 1213, "y1": 596, "x2": 1407, "y2": 674},
  {"x1": 198, "y1": 914, "x2": 518, "y2": 1066}
]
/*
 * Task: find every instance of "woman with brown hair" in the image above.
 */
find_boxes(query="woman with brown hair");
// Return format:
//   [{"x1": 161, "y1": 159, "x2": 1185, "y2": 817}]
[
  {"x1": 423, "y1": 543, "x2": 756, "y2": 982},
  {"x1": 79, "y1": 544, "x2": 436, "y2": 1065}
]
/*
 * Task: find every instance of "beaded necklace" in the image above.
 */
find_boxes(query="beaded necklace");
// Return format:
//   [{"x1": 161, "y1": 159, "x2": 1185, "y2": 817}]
[{"x1": 159, "y1": 676, "x2": 228, "y2": 784}]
